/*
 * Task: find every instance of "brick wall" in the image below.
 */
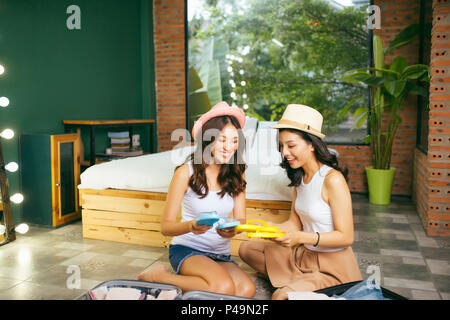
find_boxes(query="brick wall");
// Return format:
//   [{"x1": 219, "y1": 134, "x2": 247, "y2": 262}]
[
  {"x1": 153, "y1": 0, "x2": 186, "y2": 152},
  {"x1": 416, "y1": 0, "x2": 450, "y2": 236}
]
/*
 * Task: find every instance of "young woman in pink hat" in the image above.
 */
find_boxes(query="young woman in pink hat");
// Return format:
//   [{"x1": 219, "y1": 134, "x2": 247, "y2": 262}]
[
  {"x1": 239, "y1": 104, "x2": 362, "y2": 300},
  {"x1": 136, "y1": 101, "x2": 256, "y2": 298}
]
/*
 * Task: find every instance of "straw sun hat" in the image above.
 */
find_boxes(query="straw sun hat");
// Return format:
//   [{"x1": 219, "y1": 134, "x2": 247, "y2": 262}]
[{"x1": 271, "y1": 104, "x2": 326, "y2": 139}]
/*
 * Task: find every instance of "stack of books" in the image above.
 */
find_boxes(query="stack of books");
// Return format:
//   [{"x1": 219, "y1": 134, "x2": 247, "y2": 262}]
[{"x1": 108, "y1": 131, "x2": 143, "y2": 156}]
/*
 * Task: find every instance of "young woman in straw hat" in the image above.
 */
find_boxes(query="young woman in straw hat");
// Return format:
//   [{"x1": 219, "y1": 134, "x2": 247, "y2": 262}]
[
  {"x1": 136, "y1": 101, "x2": 255, "y2": 298},
  {"x1": 239, "y1": 104, "x2": 362, "y2": 300}
]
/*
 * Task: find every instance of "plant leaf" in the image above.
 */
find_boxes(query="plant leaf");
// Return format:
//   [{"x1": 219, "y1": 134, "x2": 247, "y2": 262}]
[
  {"x1": 401, "y1": 64, "x2": 429, "y2": 80},
  {"x1": 385, "y1": 24, "x2": 420, "y2": 54},
  {"x1": 384, "y1": 79, "x2": 407, "y2": 98},
  {"x1": 406, "y1": 81, "x2": 428, "y2": 98},
  {"x1": 188, "y1": 66, "x2": 204, "y2": 93},
  {"x1": 339, "y1": 72, "x2": 372, "y2": 84},
  {"x1": 373, "y1": 35, "x2": 384, "y2": 77},
  {"x1": 337, "y1": 96, "x2": 363, "y2": 121},
  {"x1": 390, "y1": 56, "x2": 408, "y2": 74},
  {"x1": 354, "y1": 108, "x2": 368, "y2": 130}
]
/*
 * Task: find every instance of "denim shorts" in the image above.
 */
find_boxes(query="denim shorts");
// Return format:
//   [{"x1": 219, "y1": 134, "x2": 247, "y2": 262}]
[{"x1": 169, "y1": 244, "x2": 237, "y2": 274}]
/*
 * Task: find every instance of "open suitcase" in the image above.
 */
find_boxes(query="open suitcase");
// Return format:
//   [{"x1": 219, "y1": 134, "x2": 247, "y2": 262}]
[{"x1": 77, "y1": 279, "x2": 407, "y2": 300}]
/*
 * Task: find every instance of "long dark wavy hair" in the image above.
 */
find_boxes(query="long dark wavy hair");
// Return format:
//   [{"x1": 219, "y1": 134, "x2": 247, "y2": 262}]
[
  {"x1": 181, "y1": 115, "x2": 247, "y2": 199},
  {"x1": 279, "y1": 129, "x2": 348, "y2": 187}
]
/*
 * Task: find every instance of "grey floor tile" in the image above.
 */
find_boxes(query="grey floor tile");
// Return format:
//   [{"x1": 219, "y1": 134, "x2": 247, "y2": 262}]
[
  {"x1": 430, "y1": 275, "x2": 450, "y2": 293},
  {"x1": 421, "y1": 247, "x2": 450, "y2": 261},
  {"x1": 426, "y1": 259, "x2": 450, "y2": 276},
  {"x1": 382, "y1": 285, "x2": 412, "y2": 300},
  {"x1": 0, "y1": 277, "x2": 23, "y2": 291},
  {"x1": 411, "y1": 289, "x2": 441, "y2": 300},
  {"x1": 380, "y1": 249, "x2": 422, "y2": 259},
  {"x1": 382, "y1": 263, "x2": 431, "y2": 281},
  {"x1": 379, "y1": 239, "x2": 420, "y2": 252},
  {"x1": 440, "y1": 292, "x2": 450, "y2": 300},
  {"x1": 383, "y1": 277, "x2": 436, "y2": 291},
  {"x1": 0, "y1": 281, "x2": 85, "y2": 300},
  {"x1": 402, "y1": 257, "x2": 426, "y2": 266}
]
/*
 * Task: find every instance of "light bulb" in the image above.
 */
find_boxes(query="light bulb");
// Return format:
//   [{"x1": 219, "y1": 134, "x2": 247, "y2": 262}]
[
  {"x1": 15, "y1": 223, "x2": 29, "y2": 234},
  {"x1": 5, "y1": 162, "x2": 18, "y2": 172},
  {"x1": 241, "y1": 81, "x2": 246, "y2": 86},
  {"x1": 243, "y1": 104, "x2": 249, "y2": 110},
  {"x1": 0, "y1": 65, "x2": 4, "y2": 75},
  {"x1": 0, "y1": 97, "x2": 9, "y2": 107},
  {"x1": 0, "y1": 128, "x2": 14, "y2": 139},
  {"x1": 0, "y1": 224, "x2": 5, "y2": 235},
  {"x1": 10, "y1": 193, "x2": 24, "y2": 204}
]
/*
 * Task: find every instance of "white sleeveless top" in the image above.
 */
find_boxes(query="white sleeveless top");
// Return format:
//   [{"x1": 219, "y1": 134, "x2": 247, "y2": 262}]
[
  {"x1": 295, "y1": 164, "x2": 346, "y2": 252},
  {"x1": 170, "y1": 162, "x2": 234, "y2": 255}
]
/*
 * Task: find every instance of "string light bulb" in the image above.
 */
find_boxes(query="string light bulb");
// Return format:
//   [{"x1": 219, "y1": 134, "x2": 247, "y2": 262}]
[
  {"x1": 10, "y1": 193, "x2": 24, "y2": 204},
  {"x1": 0, "y1": 224, "x2": 5, "y2": 235},
  {"x1": 4, "y1": 162, "x2": 18, "y2": 172},
  {"x1": 0, "y1": 129, "x2": 14, "y2": 139},
  {"x1": 0, "y1": 97, "x2": 9, "y2": 107},
  {"x1": 0, "y1": 64, "x2": 4, "y2": 75},
  {"x1": 15, "y1": 223, "x2": 29, "y2": 234}
]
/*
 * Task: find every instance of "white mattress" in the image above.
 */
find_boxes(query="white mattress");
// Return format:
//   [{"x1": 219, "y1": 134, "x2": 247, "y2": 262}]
[{"x1": 78, "y1": 119, "x2": 293, "y2": 202}]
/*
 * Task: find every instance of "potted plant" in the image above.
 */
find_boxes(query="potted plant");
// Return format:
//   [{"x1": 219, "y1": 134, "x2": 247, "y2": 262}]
[{"x1": 339, "y1": 24, "x2": 430, "y2": 205}]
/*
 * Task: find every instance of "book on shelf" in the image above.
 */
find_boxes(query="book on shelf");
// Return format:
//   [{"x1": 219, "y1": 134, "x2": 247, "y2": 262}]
[
  {"x1": 110, "y1": 138, "x2": 131, "y2": 144},
  {"x1": 107, "y1": 131, "x2": 129, "y2": 139},
  {"x1": 111, "y1": 148, "x2": 144, "y2": 157}
]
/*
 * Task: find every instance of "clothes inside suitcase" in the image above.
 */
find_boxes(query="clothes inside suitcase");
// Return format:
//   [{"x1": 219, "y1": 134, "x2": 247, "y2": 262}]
[
  {"x1": 314, "y1": 280, "x2": 408, "y2": 300},
  {"x1": 76, "y1": 279, "x2": 183, "y2": 300}
]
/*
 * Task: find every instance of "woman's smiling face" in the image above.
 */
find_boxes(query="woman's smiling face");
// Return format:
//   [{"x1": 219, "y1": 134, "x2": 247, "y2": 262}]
[
  {"x1": 211, "y1": 123, "x2": 239, "y2": 164},
  {"x1": 279, "y1": 130, "x2": 314, "y2": 169}
]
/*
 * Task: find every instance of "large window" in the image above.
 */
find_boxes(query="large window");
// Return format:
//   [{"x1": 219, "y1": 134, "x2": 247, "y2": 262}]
[{"x1": 187, "y1": 0, "x2": 371, "y2": 144}]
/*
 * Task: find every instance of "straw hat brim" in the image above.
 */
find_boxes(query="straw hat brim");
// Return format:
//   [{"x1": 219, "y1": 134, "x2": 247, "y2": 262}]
[{"x1": 271, "y1": 123, "x2": 326, "y2": 139}]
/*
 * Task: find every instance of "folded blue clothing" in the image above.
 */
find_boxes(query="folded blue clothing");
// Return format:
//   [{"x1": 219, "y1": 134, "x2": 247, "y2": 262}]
[{"x1": 332, "y1": 280, "x2": 390, "y2": 300}]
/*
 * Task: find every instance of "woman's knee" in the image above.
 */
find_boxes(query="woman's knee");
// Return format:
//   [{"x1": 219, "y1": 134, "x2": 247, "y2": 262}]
[
  {"x1": 209, "y1": 277, "x2": 235, "y2": 296},
  {"x1": 238, "y1": 241, "x2": 251, "y2": 260},
  {"x1": 236, "y1": 278, "x2": 256, "y2": 298},
  {"x1": 271, "y1": 287, "x2": 290, "y2": 300}
]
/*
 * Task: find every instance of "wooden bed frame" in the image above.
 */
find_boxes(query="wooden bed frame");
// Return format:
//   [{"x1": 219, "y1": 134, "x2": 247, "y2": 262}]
[{"x1": 79, "y1": 189, "x2": 291, "y2": 256}]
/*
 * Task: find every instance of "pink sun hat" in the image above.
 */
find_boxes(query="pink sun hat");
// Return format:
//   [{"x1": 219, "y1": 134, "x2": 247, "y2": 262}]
[{"x1": 191, "y1": 101, "x2": 246, "y2": 141}]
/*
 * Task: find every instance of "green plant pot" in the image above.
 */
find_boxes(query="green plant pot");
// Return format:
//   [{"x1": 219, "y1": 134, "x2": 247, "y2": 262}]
[{"x1": 365, "y1": 166, "x2": 396, "y2": 205}]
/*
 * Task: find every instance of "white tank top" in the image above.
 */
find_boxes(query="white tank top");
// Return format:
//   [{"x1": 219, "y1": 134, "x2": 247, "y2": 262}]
[
  {"x1": 170, "y1": 162, "x2": 235, "y2": 255},
  {"x1": 295, "y1": 164, "x2": 346, "y2": 252}
]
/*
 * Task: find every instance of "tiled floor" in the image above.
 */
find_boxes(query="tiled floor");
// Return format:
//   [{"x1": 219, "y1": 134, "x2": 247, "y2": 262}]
[{"x1": 0, "y1": 194, "x2": 449, "y2": 300}]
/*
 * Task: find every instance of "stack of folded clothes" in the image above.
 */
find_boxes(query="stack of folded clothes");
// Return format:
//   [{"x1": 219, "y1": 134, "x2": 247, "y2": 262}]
[{"x1": 88, "y1": 286, "x2": 178, "y2": 300}]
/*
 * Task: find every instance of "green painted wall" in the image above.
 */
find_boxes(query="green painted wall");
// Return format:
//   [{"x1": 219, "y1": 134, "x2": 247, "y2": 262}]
[{"x1": 0, "y1": 0, "x2": 156, "y2": 225}]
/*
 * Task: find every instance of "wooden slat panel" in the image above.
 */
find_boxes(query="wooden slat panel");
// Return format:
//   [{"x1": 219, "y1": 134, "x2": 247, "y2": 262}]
[
  {"x1": 81, "y1": 194, "x2": 166, "y2": 215},
  {"x1": 82, "y1": 209, "x2": 181, "y2": 230},
  {"x1": 246, "y1": 207, "x2": 290, "y2": 223},
  {"x1": 82, "y1": 224, "x2": 172, "y2": 248},
  {"x1": 79, "y1": 188, "x2": 291, "y2": 209},
  {"x1": 246, "y1": 199, "x2": 291, "y2": 210},
  {"x1": 82, "y1": 210, "x2": 161, "y2": 231},
  {"x1": 79, "y1": 189, "x2": 167, "y2": 201}
]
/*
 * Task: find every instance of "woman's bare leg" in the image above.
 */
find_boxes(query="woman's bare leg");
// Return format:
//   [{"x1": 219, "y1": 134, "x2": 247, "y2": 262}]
[
  {"x1": 136, "y1": 255, "x2": 235, "y2": 295},
  {"x1": 238, "y1": 241, "x2": 267, "y2": 276},
  {"x1": 217, "y1": 261, "x2": 256, "y2": 298}
]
